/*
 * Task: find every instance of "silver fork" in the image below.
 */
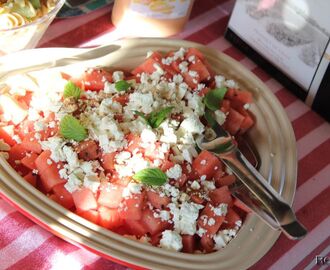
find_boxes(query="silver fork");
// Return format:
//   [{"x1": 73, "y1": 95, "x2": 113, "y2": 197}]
[{"x1": 197, "y1": 125, "x2": 307, "y2": 240}]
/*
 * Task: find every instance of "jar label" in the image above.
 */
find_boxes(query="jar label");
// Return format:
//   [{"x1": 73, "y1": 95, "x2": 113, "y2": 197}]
[{"x1": 129, "y1": 0, "x2": 191, "y2": 19}]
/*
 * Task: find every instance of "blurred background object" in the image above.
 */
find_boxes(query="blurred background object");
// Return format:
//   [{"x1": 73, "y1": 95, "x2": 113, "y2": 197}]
[
  {"x1": 57, "y1": 0, "x2": 113, "y2": 17},
  {"x1": 0, "y1": 0, "x2": 65, "y2": 55},
  {"x1": 111, "y1": 0, "x2": 194, "y2": 37}
]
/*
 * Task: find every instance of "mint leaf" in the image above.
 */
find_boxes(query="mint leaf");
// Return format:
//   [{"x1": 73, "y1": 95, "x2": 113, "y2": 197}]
[
  {"x1": 148, "y1": 106, "x2": 174, "y2": 128},
  {"x1": 134, "y1": 111, "x2": 148, "y2": 122},
  {"x1": 204, "y1": 109, "x2": 217, "y2": 128},
  {"x1": 115, "y1": 80, "x2": 131, "y2": 92},
  {"x1": 63, "y1": 81, "x2": 81, "y2": 99},
  {"x1": 134, "y1": 107, "x2": 173, "y2": 129},
  {"x1": 203, "y1": 87, "x2": 228, "y2": 111},
  {"x1": 60, "y1": 115, "x2": 87, "y2": 142},
  {"x1": 132, "y1": 168, "x2": 167, "y2": 186}
]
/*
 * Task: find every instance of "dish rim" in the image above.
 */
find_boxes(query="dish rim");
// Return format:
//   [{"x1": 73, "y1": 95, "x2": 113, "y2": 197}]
[{"x1": 0, "y1": 37, "x2": 297, "y2": 270}]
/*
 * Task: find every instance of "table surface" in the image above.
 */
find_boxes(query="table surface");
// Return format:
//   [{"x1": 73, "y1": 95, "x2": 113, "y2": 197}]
[{"x1": 1, "y1": 0, "x2": 330, "y2": 269}]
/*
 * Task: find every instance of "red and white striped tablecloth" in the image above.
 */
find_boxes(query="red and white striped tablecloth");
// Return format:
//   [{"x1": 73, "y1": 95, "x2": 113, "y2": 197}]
[{"x1": 1, "y1": 0, "x2": 329, "y2": 269}]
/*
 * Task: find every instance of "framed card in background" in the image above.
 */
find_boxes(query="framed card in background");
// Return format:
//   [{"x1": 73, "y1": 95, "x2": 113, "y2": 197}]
[{"x1": 225, "y1": 0, "x2": 330, "y2": 121}]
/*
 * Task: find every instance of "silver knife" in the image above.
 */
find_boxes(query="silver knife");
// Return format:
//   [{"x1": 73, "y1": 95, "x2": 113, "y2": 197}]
[{"x1": 197, "y1": 124, "x2": 307, "y2": 240}]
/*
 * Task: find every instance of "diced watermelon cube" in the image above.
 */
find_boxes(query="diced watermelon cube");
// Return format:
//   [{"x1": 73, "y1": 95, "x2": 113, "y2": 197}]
[
  {"x1": 77, "y1": 209, "x2": 99, "y2": 224},
  {"x1": 182, "y1": 235, "x2": 196, "y2": 253},
  {"x1": 98, "y1": 182, "x2": 124, "y2": 208},
  {"x1": 119, "y1": 192, "x2": 145, "y2": 221},
  {"x1": 209, "y1": 186, "x2": 233, "y2": 205},
  {"x1": 192, "y1": 150, "x2": 221, "y2": 179},
  {"x1": 53, "y1": 183, "x2": 75, "y2": 210},
  {"x1": 72, "y1": 187, "x2": 98, "y2": 212},
  {"x1": 21, "y1": 153, "x2": 38, "y2": 170},
  {"x1": 35, "y1": 151, "x2": 65, "y2": 192},
  {"x1": 197, "y1": 203, "x2": 225, "y2": 236},
  {"x1": 146, "y1": 190, "x2": 171, "y2": 210},
  {"x1": 141, "y1": 208, "x2": 171, "y2": 236},
  {"x1": 23, "y1": 172, "x2": 37, "y2": 187},
  {"x1": 98, "y1": 206, "x2": 123, "y2": 229}
]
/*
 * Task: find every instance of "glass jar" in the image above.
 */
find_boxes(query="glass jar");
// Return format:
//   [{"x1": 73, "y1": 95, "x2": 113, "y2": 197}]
[{"x1": 111, "y1": 0, "x2": 194, "y2": 37}]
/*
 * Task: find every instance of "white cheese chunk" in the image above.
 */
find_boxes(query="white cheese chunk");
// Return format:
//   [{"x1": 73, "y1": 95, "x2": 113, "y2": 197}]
[
  {"x1": 168, "y1": 202, "x2": 204, "y2": 235},
  {"x1": 180, "y1": 114, "x2": 205, "y2": 134},
  {"x1": 166, "y1": 164, "x2": 182, "y2": 180},
  {"x1": 159, "y1": 230, "x2": 183, "y2": 251}
]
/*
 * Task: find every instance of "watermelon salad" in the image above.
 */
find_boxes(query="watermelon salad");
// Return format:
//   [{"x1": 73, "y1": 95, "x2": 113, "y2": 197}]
[{"x1": 0, "y1": 47, "x2": 254, "y2": 253}]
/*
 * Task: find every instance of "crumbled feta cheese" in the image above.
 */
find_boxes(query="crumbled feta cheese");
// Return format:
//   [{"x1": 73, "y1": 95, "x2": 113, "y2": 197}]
[
  {"x1": 174, "y1": 47, "x2": 186, "y2": 60},
  {"x1": 100, "y1": 116, "x2": 124, "y2": 141},
  {"x1": 201, "y1": 181, "x2": 216, "y2": 191},
  {"x1": 179, "y1": 192, "x2": 190, "y2": 203},
  {"x1": 64, "y1": 173, "x2": 82, "y2": 193},
  {"x1": 127, "y1": 92, "x2": 154, "y2": 114},
  {"x1": 159, "y1": 230, "x2": 183, "y2": 251},
  {"x1": 166, "y1": 164, "x2": 182, "y2": 180},
  {"x1": 214, "y1": 110, "x2": 227, "y2": 125},
  {"x1": 185, "y1": 92, "x2": 205, "y2": 116},
  {"x1": 122, "y1": 182, "x2": 143, "y2": 198},
  {"x1": 168, "y1": 202, "x2": 204, "y2": 235},
  {"x1": 159, "y1": 210, "x2": 170, "y2": 221},
  {"x1": 115, "y1": 151, "x2": 131, "y2": 164},
  {"x1": 160, "y1": 120, "x2": 177, "y2": 144},
  {"x1": 212, "y1": 203, "x2": 228, "y2": 216},
  {"x1": 83, "y1": 173, "x2": 100, "y2": 193},
  {"x1": 140, "y1": 129, "x2": 157, "y2": 144},
  {"x1": 208, "y1": 218, "x2": 215, "y2": 226},
  {"x1": 33, "y1": 121, "x2": 46, "y2": 132},
  {"x1": 112, "y1": 71, "x2": 124, "y2": 82},
  {"x1": 28, "y1": 108, "x2": 40, "y2": 121},
  {"x1": 164, "y1": 184, "x2": 180, "y2": 199},
  {"x1": 188, "y1": 55, "x2": 196, "y2": 63},
  {"x1": 180, "y1": 114, "x2": 204, "y2": 134},
  {"x1": 173, "y1": 74, "x2": 183, "y2": 84},
  {"x1": 214, "y1": 75, "x2": 225, "y2": 88},
  {"x1": 62, "y1": 145, "x2": 80, "y2": 171},
  {"x1": 40, "y1": 137, "x2": 66, "y2": 162},
  {"x1": 224, "y1": 79, "x2": 238, "y2": 89},
  {"x1": 213, "y1": 229, "x2": 238, "y2": 249},
  {"x1": 178, "y1": 61, "x2": 188, "y2": 73},
  {"x1": 103, "y1": 82, "x2": 117, "y2": 94},
  {"x1": 188, "y1": 70, "x2": 198, "y2": 78},
  {"x1": 12, "y1": 135, "x2": 21, "y2": 144},
  {"x1": 243, "y1": 103, "x2": 250, "y2": 110},
  {"x1": 190, "y1": 180, "x2": 200, "y2": 190}
]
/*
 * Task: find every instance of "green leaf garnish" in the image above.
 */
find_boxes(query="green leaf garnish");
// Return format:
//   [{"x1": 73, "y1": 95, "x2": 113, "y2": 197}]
[
  {"x1": 148, "y1": 106, "x2": 174, "y2": 128},
  {"x1": 203, "y1": 87, "x2": 228, "y2": 111},
  {"x1": 30, "y1": 0, "x2": 41, "y2": 9},
  {"x1": 134, "y1": 106, "x2": 174, "y2": 129},
  {"x1": 63, "y1": 81, "x2": 82, "y2": 99},
  {"x1": 204, "y1": 109, "x2": 217, "y2": 128},
  {"x1": 60, "y1": 115, "x2": 87, "y2": 142},
  {"x1": 132, "y1": 168, "x2": 167, "y2": 186},
  {"x1": 133, "y1": 110, "x2": 148, "y2": 122},
  {"x1": 115, "y1": 80, "x2": 131, "y2": 92}
]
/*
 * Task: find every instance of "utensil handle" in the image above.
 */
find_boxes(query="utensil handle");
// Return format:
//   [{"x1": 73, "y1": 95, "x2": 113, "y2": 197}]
[{"x1": 219, "y1": 150, "x2": 307, "y2": 240}]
